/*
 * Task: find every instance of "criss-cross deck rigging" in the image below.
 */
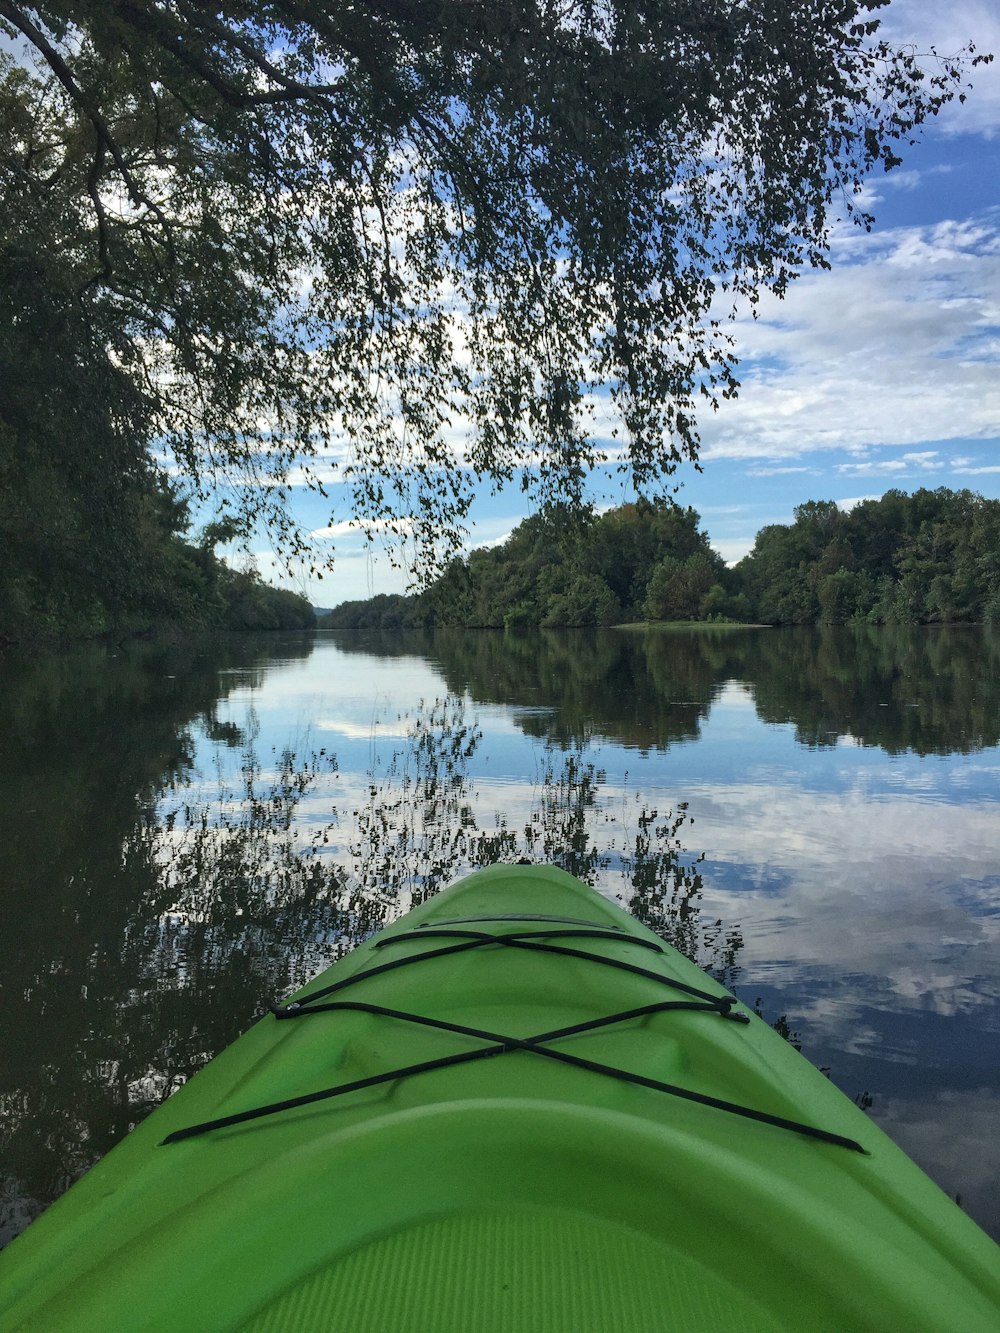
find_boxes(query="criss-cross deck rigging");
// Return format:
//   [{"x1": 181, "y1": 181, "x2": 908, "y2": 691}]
[{"x1": 162, "y1": 915, "x2": 865, "y2": 1154}]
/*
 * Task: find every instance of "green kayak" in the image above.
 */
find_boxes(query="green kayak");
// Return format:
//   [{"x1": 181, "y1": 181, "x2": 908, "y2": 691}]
[{"x1": 1, "y1": 864, "x2": 998, "y2": 1331}]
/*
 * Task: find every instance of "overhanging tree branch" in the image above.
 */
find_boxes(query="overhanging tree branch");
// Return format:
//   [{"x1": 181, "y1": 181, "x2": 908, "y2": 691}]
[{"x1": 0, "y1": 1, "x2": 991, "y2": 580}]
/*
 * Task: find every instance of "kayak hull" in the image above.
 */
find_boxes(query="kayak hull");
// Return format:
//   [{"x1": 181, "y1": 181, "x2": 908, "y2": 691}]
[{"x1": 2, "y1": 865, "x2": 998, "y2": 1330}]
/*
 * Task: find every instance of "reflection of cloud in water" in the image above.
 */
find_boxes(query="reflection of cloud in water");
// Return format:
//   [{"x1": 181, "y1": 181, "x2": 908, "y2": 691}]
[
  {"x1": 780, "y1": 997, "x2": 923, "y2": 1063},
  {"x1": 947, "y1": 762, "x2": 1000, "y2": 788},
  {"x1": 748, "y1": 929, "x2": 1000, "y2": 1021},
  {"x1": 317, "y1": 706, "x2": 539, "y2": 745},
  {"x1": 890, "y1": 967, "x2": 998, "y2": 1016},
  {"x1": 172, "y1": 711, "x2": 1000, "y2": 1041},
  {"x1": 841, "y1": 1026, "x2": 918, "y2": 1066},
  {"x1": 870, "y1": 1090, "x2": 1000, "y2": 1240},
  {"x1": 685, "y1": 780, "x2": 1000, "y2": 896},
  {"x1": 316, "y1": 718, "x2": 414, "y2": 739},
  {"x1": 671, "y1": 781, "x2": 1000, "y2": 1028}
]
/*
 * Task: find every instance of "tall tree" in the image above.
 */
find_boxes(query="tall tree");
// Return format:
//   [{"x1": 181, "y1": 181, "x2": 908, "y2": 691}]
[{"x1": 0, "y1": 2, "x2": 990, "y2": 575}]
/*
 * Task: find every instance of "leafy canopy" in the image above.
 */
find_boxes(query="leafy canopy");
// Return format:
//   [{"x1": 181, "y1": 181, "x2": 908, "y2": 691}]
[
  {"x1": 0, "y1": 1, "x2": 989, "y2": 576},
  {"x1": 736, "y1": 487, "x2": 1000, "y2": 625}
]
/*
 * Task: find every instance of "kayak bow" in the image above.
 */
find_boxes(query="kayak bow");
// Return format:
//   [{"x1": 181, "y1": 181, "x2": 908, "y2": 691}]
[{"x1": 1, "y1": 864, "x2": 997, "y2": 1331}]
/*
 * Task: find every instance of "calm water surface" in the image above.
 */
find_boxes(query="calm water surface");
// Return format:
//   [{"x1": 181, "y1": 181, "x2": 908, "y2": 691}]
[{"x1": 2, "y1": 625, "x2": 998, "y2": 1243}]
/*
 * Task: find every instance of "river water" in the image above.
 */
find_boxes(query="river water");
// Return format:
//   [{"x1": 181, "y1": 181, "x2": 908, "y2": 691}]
[{"x1": 2, "y1": 624, "x2": 998, "y2": 1243}]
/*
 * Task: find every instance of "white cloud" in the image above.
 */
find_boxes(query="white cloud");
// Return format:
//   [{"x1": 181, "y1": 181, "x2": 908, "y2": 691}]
[
  {"x1": 244, "y1": 546, "x2": 412, "y2": 607},
  {"x1": 310, "y1": 517, "x2": 417, "y2": 540},
  {"x1": 310, "y1": 521, "x2": 353, "y2": 539},
  {"x1": 745, "y1": 465, "x2": 812, "y2": 477},
  {"x1": 284, "y1": 462, "x2": 344, "y2": 488},
  {"x1": 714, "y1": 536, "x2": 757, "y2": 565},
  {"x1": 699, "y1": 214, "x2": 1000, "y2": 465},
  {"x1": 836, "y1": 450, "x2": 946, "y2": 477},
  {"x1": 466, "y1": 531, "x2": 512, "y2": 552}
]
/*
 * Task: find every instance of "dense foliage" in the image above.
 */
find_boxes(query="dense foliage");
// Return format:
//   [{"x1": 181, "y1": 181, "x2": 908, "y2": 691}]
[
  {"x1": 0, "y1": 470, "x2": 314, "y2": 644},
  {"x1": 736, "y1": 490, "x2": 1000, "y2": 625},
  {"x1": 323, "y1": 488, "x2": 1000, "y2": 629},
  {"x1": 324, "y1": 500, "x2": 745, "y2": 628},
  {"x1": 0, "y1": 2, "x2": 988, "y2": 581},
  {"x1": 0, "y1": 239, "x2": 313, "y2": 641}
]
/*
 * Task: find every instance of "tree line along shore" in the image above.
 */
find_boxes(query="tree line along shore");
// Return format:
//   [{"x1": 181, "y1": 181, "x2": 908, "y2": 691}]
[
  {"x1": 321, "y1": 488, "x2": 1000, "y2": 631},
  {"x1": 0, "y1": 479, "x2": 315, "y2": 647}
]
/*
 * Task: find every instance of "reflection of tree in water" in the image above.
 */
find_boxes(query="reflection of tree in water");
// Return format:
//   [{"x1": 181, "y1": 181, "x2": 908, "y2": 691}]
[
  {"x1": 748, "y1": 624, "x2": 1000, "y2": 754},
  {"x1": 625, "y1": 807, "x2": 743, "y2": 989},
  {"x1": 337, "y1": 626, "x2": 748, "y2": 750},
  {"x1": 2, "y1": 687, "x2": 742, "y2": 1245},
  {"x1": 350, "y1": 698, "x2": 740, "y2": 979},
  {"x1": 0, "y1": 636, "x2": 321, "y2": 1244},
  {"x1": 350, "y1": 698, "x2": 503, "y2": 907},
  {"x1": 333, "y1": 623, "x2": 1000, "y2": 756},
  {"x1": 522, "y1": 753, "x2": 605, "y2": 883}
]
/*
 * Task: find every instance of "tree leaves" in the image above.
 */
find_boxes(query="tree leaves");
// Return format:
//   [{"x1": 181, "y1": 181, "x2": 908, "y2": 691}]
[
  {"x1": 0, "y1": 2, "x2": 990, "y2": 578},
  {"x1": 737, "y1": 487, "x2": 1000, "y2": 625}
]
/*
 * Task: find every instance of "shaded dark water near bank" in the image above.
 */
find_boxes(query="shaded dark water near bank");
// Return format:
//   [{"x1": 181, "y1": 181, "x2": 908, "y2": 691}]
[{"x1": 2, "y1": 624, "x2": 999, "y2": 1243}]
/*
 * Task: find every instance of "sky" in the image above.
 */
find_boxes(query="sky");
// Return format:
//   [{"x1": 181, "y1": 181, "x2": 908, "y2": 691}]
[{"x1": 242, "y1": 0, "x2": 1000, "y2": 607}]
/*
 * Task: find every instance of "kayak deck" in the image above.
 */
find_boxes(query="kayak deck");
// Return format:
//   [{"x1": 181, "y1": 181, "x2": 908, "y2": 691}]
[{"x1": 1, "y1": 865, "x2": 998, "y2": 1331}]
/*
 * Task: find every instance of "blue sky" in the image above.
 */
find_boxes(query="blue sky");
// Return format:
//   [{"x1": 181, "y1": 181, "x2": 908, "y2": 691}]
[{"x1": 245, "y1": 0, "x2": 1000, "y2": 606}]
